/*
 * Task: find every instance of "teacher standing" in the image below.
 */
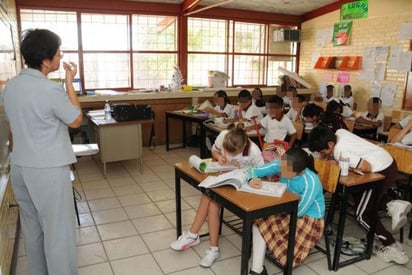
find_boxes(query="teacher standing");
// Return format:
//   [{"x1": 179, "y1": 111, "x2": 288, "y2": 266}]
[{"x1": 2, "y1": 29, "x2": 82, "y2": 275}]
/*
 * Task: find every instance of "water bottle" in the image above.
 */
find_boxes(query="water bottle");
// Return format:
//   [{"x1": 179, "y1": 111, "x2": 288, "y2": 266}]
[{"x1": 104, "y1": 100, "x2": 111, "y2": 120}]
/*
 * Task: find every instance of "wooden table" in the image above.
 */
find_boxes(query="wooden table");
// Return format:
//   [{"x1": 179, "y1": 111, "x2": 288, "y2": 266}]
[
  {"x1": 165, "y1": 111, "x2": 209, "y2": 158},
  {"x1": 174, "y1": 162, "x2": 299, "y2": 275},
  {"x1": 328, "y1": 171, "x2": 385, "y2": 271},
  {"x1": 87, "y1": 110, "x2": 152, "y2": 177}
]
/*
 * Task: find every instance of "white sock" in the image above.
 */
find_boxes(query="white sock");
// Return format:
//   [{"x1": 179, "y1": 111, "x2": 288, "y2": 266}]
[
  {"x1": 209, "y1": 245, "x2": 219, "y2": 252},
  {"x1": 251, "y1": 224, "x2": 266, "y2": 273},
  {"x1": 188, "y1": 231, "x2": 198, "y2": 238}
]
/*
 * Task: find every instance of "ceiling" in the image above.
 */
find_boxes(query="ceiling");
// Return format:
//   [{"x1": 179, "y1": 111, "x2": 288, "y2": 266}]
[{"x1": 129, "y1": 0, "x2": 339, "y2": 16}]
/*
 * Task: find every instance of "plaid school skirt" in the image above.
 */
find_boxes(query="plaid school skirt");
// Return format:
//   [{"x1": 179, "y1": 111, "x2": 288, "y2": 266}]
[{"x1": 255, "y1": 214, "x2": 324, "y2": 267}]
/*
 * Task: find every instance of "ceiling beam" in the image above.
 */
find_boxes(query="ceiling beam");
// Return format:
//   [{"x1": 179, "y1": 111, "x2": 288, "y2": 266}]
[
  {"x1": 184, "y1": 0, "x2": 233, "y2": 16},
  {"x1": 181, "y1": 0, "x2": 203, "y2": 12}
]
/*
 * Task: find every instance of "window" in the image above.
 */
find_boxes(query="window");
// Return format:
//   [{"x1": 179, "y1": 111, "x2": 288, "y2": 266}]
[
  {"x1": 20, "y1": 9, "x2": 79, "y2": 80},
  {"x1": 19, "y1": 9, "x2": 297, "y2": 90},
  {"x1": 188, "y1": 18, "x2": 298, "y2": 87},
  {"x1": 20, "y1": 9, "x2": 178, "y2": 91},
  {"x1": 132, "y1": 15, "x2": 178, "y2": 88}
]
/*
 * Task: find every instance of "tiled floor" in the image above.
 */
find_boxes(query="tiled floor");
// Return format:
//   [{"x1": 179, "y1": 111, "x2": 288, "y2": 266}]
[{"x1": 14, "y1": 145, "x2": 412, "y2": 275}]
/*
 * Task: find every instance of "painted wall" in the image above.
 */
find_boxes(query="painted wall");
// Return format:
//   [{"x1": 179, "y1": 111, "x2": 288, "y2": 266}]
[{"x1": 299, "y1": 0, "x2": 412, "y2": 115}]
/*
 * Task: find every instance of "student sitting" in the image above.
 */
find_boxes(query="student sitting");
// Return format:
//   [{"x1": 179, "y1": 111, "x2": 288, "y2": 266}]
[
  {"x1": 170, "y1": 123, "x2": 264, "y2": 268},
  {"x1": 320, "y1": 100, "x2": 348, "y2": 132},
  {"x1": 308, "y1": 126, "x2": 411, "y2": 265},
  {"x1": 247, "y1": 148, "x2": 325, "y2": 274},
  {"x1": 259, "y1": 95, "x2": 297, "y2": 148},
  {"x1": 252, "y1": 87, "x2": 266, "y2": 115},
  {"x1": 301, "y1": 103, "x2": 324, "y2": 132},
  {"x1": 340, "y1": 84, "x2": 355, "y2": 109},
  {"x1": 356, "y1": 97, "x2": 384, "y2": 139},
  {"x1": 390, "y1": 118, "x2": 412, "y2": 145},
  {"x1": 198, "y1": 90, "x2": 234, "y2": 118},
  {"x1": 286, "y1": 94, "x2": 307, "y2": 122},
  {"x1": 323, "y1": 84, "x2": 337, "y2": 103},
  {"x1": 224, "y1": 89, "x2": 263, "y2": 125}
]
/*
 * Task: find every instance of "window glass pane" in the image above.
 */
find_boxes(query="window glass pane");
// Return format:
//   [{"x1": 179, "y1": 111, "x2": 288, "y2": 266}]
[
  {"x1": 83, "y1": 53, "x2": 130, "y2": 89},
  {"x1": 188, "y1": 18, "x2": 226, "y2": 52},
  {"x1": 233, "y1": 55, "x2": 265, "y2": 85},
  {"x1": 81, "y1": 14, "x2": 129, "y2": 50},
  {"x1": 188, "y1": 54, "x2": 227, "y2": 86},
  {"x1": 132, "y1": 15, "x2": 177, "y2": 51},
  {"x1": 267, "y1": 57, "x2": 296, "y2": 86},
  {"x1": 234, "y1": 22, "x2": 265, "y2": 54},
  {"x1": 20, "y1": 9, "x2": 78, "y2": 50},
  {"x1": 133, "y1": 53, "x2": 177, "y2": 89}
]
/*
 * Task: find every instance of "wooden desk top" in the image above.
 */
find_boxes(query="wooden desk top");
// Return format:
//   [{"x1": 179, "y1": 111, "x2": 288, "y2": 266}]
[
  {"x1": 166, "y1": 110, "x2": 210, "y2": 120},
  {"x1": 175, "y1": 162, "x2": 299, "y2": 212},
  {"x1": 339, "y1": 171, "x2": 385, "y2": 187},
  {"x1": 379, "y1": 143, "x2": 412, "y2": 174}
]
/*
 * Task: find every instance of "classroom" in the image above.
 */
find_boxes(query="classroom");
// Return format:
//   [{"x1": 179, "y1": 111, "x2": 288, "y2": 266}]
[{"x1": 0, "y1": 0, "x2": 411, "y2": 274}]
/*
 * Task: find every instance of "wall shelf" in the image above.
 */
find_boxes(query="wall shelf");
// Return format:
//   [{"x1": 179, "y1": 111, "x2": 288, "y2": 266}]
[{"x1": 314, "y1": 56, "x2": 361, "y2": 70}]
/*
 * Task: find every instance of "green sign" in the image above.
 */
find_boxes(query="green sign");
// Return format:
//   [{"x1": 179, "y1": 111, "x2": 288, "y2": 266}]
[
  {"x1": 333, "y1": 21, "x2": 352, "y2": 46},
  {"x1": 340, "y1": 0, "x2": 368, "y2": 21}
]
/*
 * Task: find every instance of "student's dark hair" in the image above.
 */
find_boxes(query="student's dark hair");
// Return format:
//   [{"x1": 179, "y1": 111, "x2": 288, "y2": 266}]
[
  {"x1": 223, "y1": 123, "x2": 248, "y2": 154},
  {"x1": 296, "y1": 94, "x2": 305, "y2": 103},
  {"x1": 252, "y1": 88, "x2": 266, "y2": 107},
  {"x1": 302, "y1": 103, "x2": 323, "y2": 118},
  {"x1": 20, "y1": 29, "x2": 61, "y2": 69},
  {"x1": 238, "y1": 89, "x2": 252, "y2": 100},
  {"x1": 214, "y1": 90, "x2": 231, "y2": 105},
  {"x1": 307, "y1": 126, "x2": 337, "y2": 152},
  {"x1": 284, "y1": 148, "x2": 316, "y2": 173},
  {"x1": 268, "y1": 95, "x2": 284, "y2": 107},
  {"x1": 344, "y1": 85, "x2": 351, "y2": 91},
  {"x1": 326, "y1": 100, "x2": 342, "y2": 114},
  {"x1": 326, "y1": 84, "x2": 334, "y2": 90},
  {"x1": 371, "y1": 97, "x2": 382, "y2": 104}
]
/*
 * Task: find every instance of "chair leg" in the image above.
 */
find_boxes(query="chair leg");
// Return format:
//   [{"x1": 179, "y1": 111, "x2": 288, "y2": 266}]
[{"x1": 73, "y1": 188, "x2": 80, "y2": 226}]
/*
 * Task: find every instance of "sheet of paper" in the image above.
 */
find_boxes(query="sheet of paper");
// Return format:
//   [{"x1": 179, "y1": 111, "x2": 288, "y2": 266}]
[
  {"x1": 388, "y1": 46, "x2": 402, "y2": 70},
  {"x1": 380, "y1": 83, "x2": 396, "y2": 107},
  {"x1": 399, "y1": 52, "x2": 412, "y2": 72},
  {"x1": 375, "y1": 63, "x2": 386, "y2": 81},
  {"x1": 363, "y1": 47, "x2": 376, "y2": 69},
  {"x1": 399, "y1": 22, "x2": 412, "y2": 40}
]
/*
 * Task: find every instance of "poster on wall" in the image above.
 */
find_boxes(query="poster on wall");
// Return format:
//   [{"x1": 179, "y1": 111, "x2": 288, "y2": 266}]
[
  {"x1": 333, "y1": 21, "x2": 352, "y2": 46},
  {"x1": 340, "y1": 0, "x2": 368, "y2": 21}
]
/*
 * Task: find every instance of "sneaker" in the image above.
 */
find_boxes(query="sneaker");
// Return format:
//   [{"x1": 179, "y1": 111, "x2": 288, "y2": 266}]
[
  {"x1": 170, "y1": 231, "x2": 200, "y2": 251},
  {"x1": 250, "y1": 265, "x2": 268, "y2": 275},
  {"x1": 376, "y1": 245, "x2": 409, "y2": 264},
  {"x1": 199, "y1": 248, "x2": 220, "y2": 267},
  {"x1": 387, "y1": 200, "x2": 412, "y2": 231}
]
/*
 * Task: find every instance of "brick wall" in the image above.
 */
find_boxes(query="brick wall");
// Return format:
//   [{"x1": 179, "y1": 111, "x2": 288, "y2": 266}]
[{"x1": 299, "y1": 0, "x2": 412, "y2": 116}]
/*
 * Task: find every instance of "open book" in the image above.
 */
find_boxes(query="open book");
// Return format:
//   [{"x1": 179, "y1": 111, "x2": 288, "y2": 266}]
[
  {"x1": 189, "y1": 155, "x2": 238, "y2": 173},
  {"x1": 198, "y1": 169, "x2": 287, "y2": 197}
]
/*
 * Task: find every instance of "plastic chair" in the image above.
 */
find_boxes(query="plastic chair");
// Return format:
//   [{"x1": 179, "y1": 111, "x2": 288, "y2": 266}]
[{"x1": 71, "y1": 144, "x2": 99, "y2": 225}]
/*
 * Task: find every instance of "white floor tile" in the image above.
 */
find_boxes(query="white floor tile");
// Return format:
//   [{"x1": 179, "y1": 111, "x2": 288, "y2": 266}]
[
  {"x1": 111, "y1": 254, "x2": 163, "y2": 275},
  {"x1": 77, "y1": 242, "x2": 108, "y2": 267},
  {"x1": 88, "y1": 197, "x2": 121, "y2": 211},
  {"x1": 132, "y1": 214, "x2": 173, "y2": 234},
  {"x1": 97, "y1": 220, "x2": 138, "y2": 241},
  {"x1": 92, "y1": 208, "x2": 129, "y2": 225},
  {"x1": 124, "y1": 203, "x2": 161, "y2": 219},
  {"x1": 103, "y1": 235, "x2": 149, "y2": 260},
  {"x1": 79, "y1": 262, "x2": 113, "y2": 275}
]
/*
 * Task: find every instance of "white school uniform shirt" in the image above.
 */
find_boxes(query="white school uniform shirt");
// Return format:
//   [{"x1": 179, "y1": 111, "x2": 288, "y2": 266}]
[
  {"x1": 398, "y1": 115, "x2": 412, "y2": 145},
  {"x1": 333, "y1": 129, "x2": 393, "y2": 172},
  {"x1": 252, "y1": 100, "x2": 266, "y2": 115},
  {"x1": 340, "y1": 96, "x2": 354, "y2": 108},
  {"x1": 358, "y1": 111, "x2": 384, "y2": 135},
  {"x1": 323, "y1": 96, "x2": 338, "y2": 103},
  {"x1": 260, "y1": 114, "x2": 296, "y2": 143},
  {"x1": 282, "y1": 96, "x2": 292, "y2": 106},
  {"x1": 213, "y1": 130, "x2": 264, "y2": 167},
  {"x1": 214, "y1": 104, "x2": 234, "y2": 118},
  {"x1": 241, "y1": 104, "x2": 263, "y2": 122}
]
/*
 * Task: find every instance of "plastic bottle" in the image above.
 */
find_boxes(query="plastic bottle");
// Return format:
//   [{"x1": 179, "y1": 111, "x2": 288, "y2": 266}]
[{"x1": 104, "y1": 100, "x2": 111, "y2": 120}]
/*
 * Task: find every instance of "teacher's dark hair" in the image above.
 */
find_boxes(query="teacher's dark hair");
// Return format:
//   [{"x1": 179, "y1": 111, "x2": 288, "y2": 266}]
[{"x1": 20, "y1": 29, "x2": 61, "y2": 69}]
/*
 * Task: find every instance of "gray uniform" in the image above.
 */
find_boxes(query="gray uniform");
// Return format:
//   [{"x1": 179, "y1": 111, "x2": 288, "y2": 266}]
[{"x1": 2, "y1": 68, "x2": 80, "y2": 275}]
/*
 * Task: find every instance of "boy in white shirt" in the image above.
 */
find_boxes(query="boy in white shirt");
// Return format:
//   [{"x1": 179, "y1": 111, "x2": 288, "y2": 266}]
[
  {"x1": 260, "y1": 95, "x2": 297, "y2": 148},
  {"x1": 356, "y1": 97, "x2": 384, "y2": 139},
  {"x1": 308, "y1": 127, "x2": 411, "y2": 265},
  {"x1": 224, "y1": 89, "x2": 263, "y2": 125},
  {"x1": 323, "y1": 84, "x2": 337, "y2": 103}
]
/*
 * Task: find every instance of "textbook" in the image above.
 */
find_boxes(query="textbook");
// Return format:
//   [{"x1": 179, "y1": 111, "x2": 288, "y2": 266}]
[
  {"x1": 198, "y1": 168, "x2": 287, "y2": 198},
  {"x1": 189, "y1": 155, "x2": 237, "y2": 173}
]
